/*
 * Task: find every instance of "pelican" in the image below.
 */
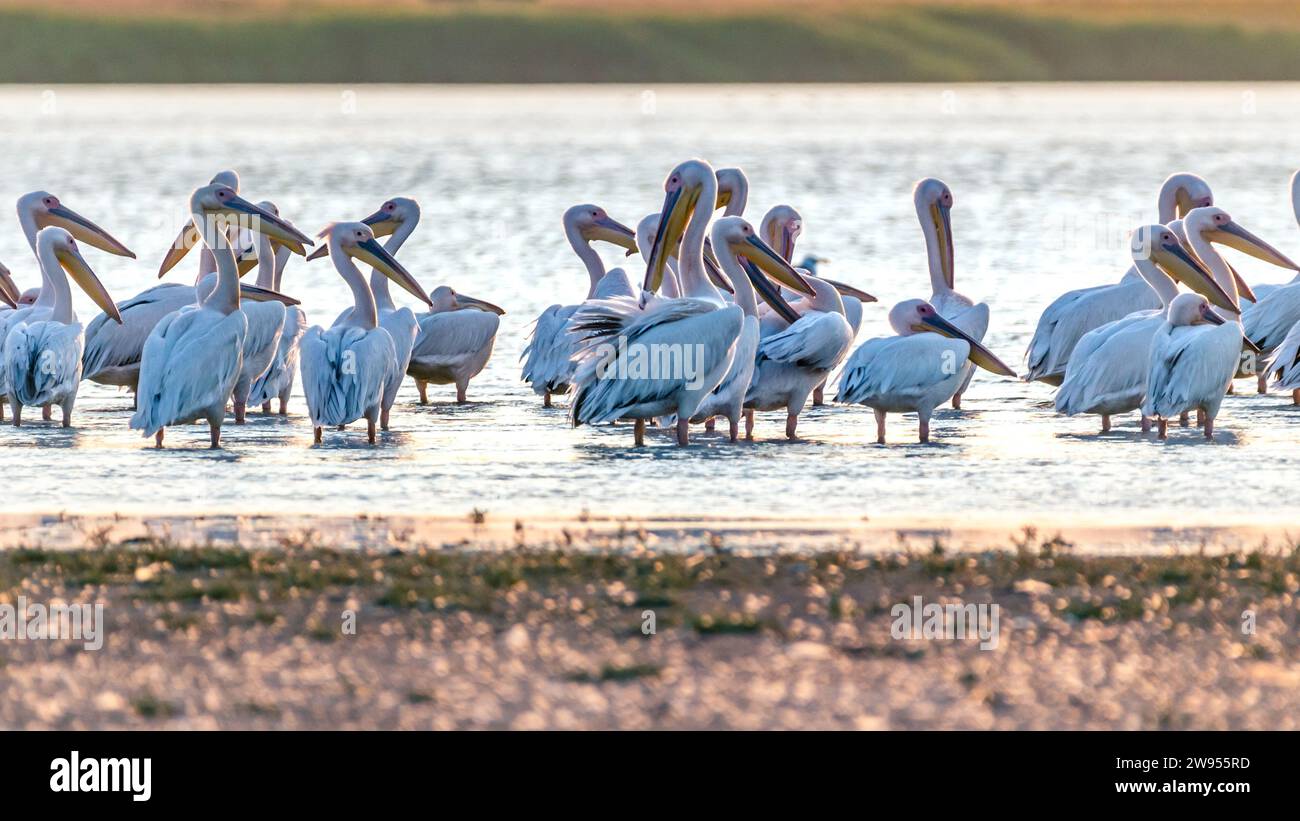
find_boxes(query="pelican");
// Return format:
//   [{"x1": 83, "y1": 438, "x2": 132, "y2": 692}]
[
  {"x1": 836, "y1": 300, "x2": 1016, "y2": 443},
  {"x1": 82, "y1": 172, "x2": 300, "y2": 403},
  {"x1": 912, "y1": 178, "x2": 989, "y2": 409},
  {"x1": 407, "y1": 286, "x2": 505, "y2": 404},
  {"x1": 1055, "y1": 223, "x2": 1238, "y2": 432},
  {"x1": 4, "y1": 228, "x2": 122, "y2": 426},
  {"x1": 520, "y1": 204, "x2": 638, "y2": 406},
  {"x1": 568, "y1": 159, "x2": 813, "y2": 446},
  {"x1": 1263, "y1": 321, "x2": 1300, "y2": 403},
  {"x1": 1025, "y1": 172, "x2": 1214, "y2": 385},
  {"x1": 0, "y1": 264, "x2": 17, "y2": 310},
  {"x1": 637, "y1": 214, "x2": 682, "y2": 299},
  {"x1": 1143, "y1": 206, "x2": 1280, "y2": 439},
  {"x1": 1240, "y1": 171, "x2": 1300, "y2": 392},
  {"x1": 688, "y1": 216, "x2": 803, "y2": 440},
  {"x1": 0, "y1": 191, "x2": 136, "y2": 421},
  {"x1": 312, "y1": 197, "x2": 424, "y2": 428},
  {"x1": 130, "y1": 184, "x2": 312, "y2": 448},
  {"x1": 300, "y1": 222, "x2": 431, "y2": 444},
  {"x1": 248, "y1": 228, "x2": 306, "y2": 415}
]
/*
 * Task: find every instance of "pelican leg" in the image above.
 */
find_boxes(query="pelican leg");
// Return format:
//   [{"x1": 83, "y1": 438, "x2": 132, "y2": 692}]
[
  {"x1": 10, "y1": 402, "x2": 20, "y2": 427},
  {"x1": 417, "y1": 380, "x2": 429, "y2": 405},
  {"x1": 744, "y1": 408, "x2": 755, "y2": 440},
  {"x1": 0, "y1": 402, "x2": 5, "y2": 422},
  {"x1": 1258, "y1": 374, "x2": 1268, "y2": 395},
  {"x1": 61, "y1": 394, "x2": 75, "y2": 428},
  {"x1": 262, "y1": 402, "x2": 273, "y2": 415},
  {"x1": 367, "y1": 417, "x2": 377, "y2": 445},
  {"x1": 676, "y1": 417, "x2": 689, "y2": 447},
  {"x1": 813, "y1": 383, "x2": 826, "y2": 406},
  {"x1": 1196, "y1": 409, "x2": 1205, "y2": 428},
  {"x1": 456, "y1": 382, "x2": 468, "y2": 405},
  {"x1": 704, "y1": 417, "x2": 716, "y2": 432},
  {"x1": 1293, "y1": 389, "x2": 1300, "y2": 406},
  {"x1": 209, "y1": 418, "x2": 222, "y2": 449},
  {"x1": 1157, "y1": 419, "x2": 1168, "y2": 440},
  {"x1": 337, "y1": 424, "x2": 346, "y2": 431},
  {"x1": 543, "y1": 391, "x2": 552, "y2": 408},
  {"x1": 1141, "y1": 416, "x2": 1152, "y2": 433},
  {"x1": 918, "y1": 415, "x2": 930, "y2": 444},
  {"x1": 313, "y1": 426, "x2": 323, "y2": 444},
  {"x1": 634, "y1": 418, "x2": 646, "y2": 447},
  {"x1": 155, "y1": 428, "x2": 164, "y2": 448},
  {"x1": 1179, "y1": 411, "x2": 1189, "y2": 427},
  {"x1": 380, "y1": 406, "x2": 391, "y2": 431},
  {"x1": 233, "y1": 399, "x2": 246, "y2": 424},
  {"x1": 278, "y1": 397, "x2": 289, "y2": 416},
  {"x1": 42, "y1": 404, "x2": 52, "y2": 421},
  {"x1": 1101, "y1": 414, "x2": 1111, "y2": 433},
  {"x1": 950, "y1": 393, "x2": 962, "y2": 411},
  {"x1": 874, "y1": 409, "x2": 886, "y2": 445},
  {"x1": 728, "y1": 416, "x2": 739, "y2": 442},
  {"x1": 1226, "y1": 383, "x2": 1235, "y2": 395},
  {"x1": 785, "y1": 413, "x2": 798, "y2": 440},
  {"x1": 1204, "y1": 414, "x2": 1215, "y2": 440}
]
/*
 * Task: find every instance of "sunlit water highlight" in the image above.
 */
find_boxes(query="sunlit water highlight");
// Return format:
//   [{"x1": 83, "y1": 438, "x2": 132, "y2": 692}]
[{"x1": 3, "y1": 83, "x2": 1300, "y2": 528}]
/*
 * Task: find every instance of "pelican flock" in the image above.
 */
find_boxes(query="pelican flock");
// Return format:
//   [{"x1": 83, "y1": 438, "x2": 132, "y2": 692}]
[{"x1": 3, "y1": 161, "x2": 1299, "y2": 451}]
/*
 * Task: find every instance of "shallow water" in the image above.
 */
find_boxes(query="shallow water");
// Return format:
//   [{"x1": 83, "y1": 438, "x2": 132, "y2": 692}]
[{"x1": 4, "y1": 83, "x2": 1300, "y2": 527}]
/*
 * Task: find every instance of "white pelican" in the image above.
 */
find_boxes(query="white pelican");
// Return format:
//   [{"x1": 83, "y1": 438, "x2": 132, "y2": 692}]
[
  {"x1": 637, "y1": 214, "x2": 682, "y2": 299},
  {"x1": 225, "y1": 200, "x2": 293, "y2": 424},
  {"x1": 715, "y1": 167, "x2": 749, "y2": 218},
  {"x1": 1263, "y1": 322, "x2": 1300, "y2": 403},
  {"x1": 1055, "y1": 223, "x2": 1238, "y2": 432},
  {"x1": 300, "y1": 222, "x2": 431, "y2": 444},
  {"x1": 520, "y1": 204, "x2": 638, "y2": 406},
  {"x1": 836, "y1": 300, "x2": 1016, "y2": 444},
  {"x1": 1240, "y1": 171, "x2": 1300, "y2": 392},
  {"x1": 248, "y1": 229, "x2": 306, "y2": 415},
  {"x1": 688, "y1": 216, "x2": 804, "y2": 440},
  {"x1": 569, "y1": 159, "x2": 812, "y2": 446},
  {"x1": 82, "y1": 172, "x2": 300, "y2": 403},
  {"x1": 913, "y1": 178, "x2": 989, "y2": 409},
  {"x1": 1142, "y1": 206, "x2": 1279, "y2": 439},
  {"x1": 0, "y1": 264, "x2": 17, "y2": 310},
  {"x1": 1025, "y1": 172, "x2": 1214, "y2": 385},
  {"x1": 408, "y1": 286, "x2": 505, "y2": 404},
  {"x1": 311, "y1": 197, "x2": 424, "y2": 428},
  {"x1": 0, "y1": 191, "x2": 136, "y2": 421},
  {"x1": 4, "y1": 228, "x2": 122, "y2": 426},
  {"x1": 130, "y1": 184, "x2": 313, "y2": 448}
]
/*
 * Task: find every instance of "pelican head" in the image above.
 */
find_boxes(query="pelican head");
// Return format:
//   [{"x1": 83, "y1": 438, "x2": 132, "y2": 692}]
[
  {"x1": 1131, "y1": 223, "x2": 1239, "y2": 314},
  {"x1": 1187, "y1": 206, "x2": 1300, "y2": 271},
  {"x1": 360, "y1": 196, "x2": 421, "y2": 238},
  {"x1": 914, "y1": 177, "x2": 954, "y2": 290},
  {"x1": 325, "y1": 221, "x2": 431, "y2": 307},
  {"x1": 18, "y1": 288, "x2": 39, "y2": 305},
  {"x1": 210, "y1": 169, "x2": 240, "y2": 191},
  {"x1": 430, "y1": 285, "x2": 505, "y2": 315},
  {"x1": 19, "y1": 191, "x2": 135, "y2": 259},
  {"x1": 713, "y1": 216, "x2": 812, "y2": 320},
  {"x1": 714, "y1": 167, "x2": 749, "y2": 214},
  {"x1": 760, "y1": 205, "x2": 803, "y2": 263},
  {"x1": 1162, "y1": 172, "x2": 1214, "y2": 219},
  {"x1": 0, "y1": 262, "x2": 17, "y2": 309},
  {"x1": 1168, "y1": 292, "x2": 1225, "y2": 328},
  {"x1": 162, "y1": 185, "x2": 312, "y2": 277},
  {"x1": 646, "y1": 159, "x2": 717, "y2": 292},
  {"x1": 564, "y1": 204, "x2": 638, "y2": 255},
  {"x1": 37, "y1": 227, "x2": 121, "y2": 324},
  {"x1": 889, "y1": 298, "x2": 1016, "y2": 376}
]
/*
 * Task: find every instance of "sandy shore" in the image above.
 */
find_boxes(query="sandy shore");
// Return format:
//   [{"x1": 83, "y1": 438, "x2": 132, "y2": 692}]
[{"x1": 1, "y1": 520, "x2": 1298, "y2": 729}]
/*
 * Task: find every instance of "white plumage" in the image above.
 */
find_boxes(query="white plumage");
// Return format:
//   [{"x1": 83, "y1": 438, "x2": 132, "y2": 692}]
[
  {"x1": 409, "y1": 293, "x2": 501, "y2": 404},
  {"x1": 300, "y1": 324, "x2": 396, "y2": 428},
  {"x1": 131, "y1": 308, "x2": 247, "y2": 437}
]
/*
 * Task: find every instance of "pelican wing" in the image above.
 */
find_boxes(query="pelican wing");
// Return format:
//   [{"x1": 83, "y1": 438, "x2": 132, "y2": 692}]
[
  {"x1": 1025, "y1": 277, "x2": 1158, "y2": 381},
  {"x1": 300, "y1": 325, "x2": 396, "y2": 427},
  {"x1": 5, "y1": 320, "x2": 83, "y2": 407},
  {"x1": 249, "y1": 305, "x2": 308, "y2": 407},
  {"x1": 82, "y1": 282, "x2": 195, "y2": 382},
  {"x1": 1142, "y1": 323, "x2": 1240, "y2": 419},
  {"x1": 1055, "y1": 317, "x2": 1159, "y2": 416},
  {"x1": 520, "y1": 303, "x2": 578, "y2": 395},
  {"x1": 240, "y1": 300, "x2": 287, "y2": 377},
  {"x1": 756, "y1": 311, "x2": 854, "y2": 372},
  {"x1": 591, "y1": 269, "x2": 637, "y2": 300},
  {"x1": 412, "y1": 309, "x2": 500, "y2": 368},
  {"x1": 1264, "y1": 318, "x2": 1300, "y2": 388},
  {"x1": 1242, "y1": 284, "x2": 1300, "y2": 352},
  {"x1": 836, "y1": 333, "x2": 967, "y2": 406},
  {"x1": 130, "y1": 308, "x2": 248, "y2": 436}
]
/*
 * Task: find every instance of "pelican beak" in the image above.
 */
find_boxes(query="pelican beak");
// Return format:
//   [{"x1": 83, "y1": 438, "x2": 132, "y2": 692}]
[
  {"x1": 306, "y1": 243, "x2": 330, "y2": 262},
  {"x1": 215, "y1": 194, "x2": 314, "y2": 251},
  {"x1": 272, "y1": 237, "x2": 306, "y2": 257},
  {"x1": 360, "y1": 208, "x2": 403, "y2": 239},
  {"x1": 1152, "y1": 237, "x2": 1241, "y2": 315},
  {"x1": 645, "y1": 183, "x2": 698, "y2": 292},
  {"x1": 158, "y1": 221, "x2": 201, "y2": 278},
  {"x1": 778, "y1": 224, "x2": 799, "y2": 262},
  {"x1": 702, "y1": 238, "x2": 735, "y2": 294},
  {"x1": 590, "y1": 215, "x2": 638, "y2": 255},
  {"x1": 56, "y1": 243, "x2": 120, "y2": 324},
  {"x1": 715, "y1": 188, "x2": 731, "y2": 211},
  {"x1": 348, "y1": 237, "x2": 431, "y2": 307},
  {"x1": 1227, "y1": 261, "x2": 1258, "y2": 303},
  {"x1": 735, "y1": 234, "x2": 815, "y2": 296},
  {"x1": 820, "y1": 277, "x2": 877, "y2": 303},
  {"x1": 1243, "y1": 335, "x2": 1263, "y2": 355},
  {"x1": 742, "y1": 259, "x2": 801, "y2": 324},
  {"x1": 454, "y1": 293, "x2": 506, "y2": 316},
  {"x1": 0, "y1": 264, "x2": 18, "y2": 308},
  {"x1": 916, "y1": 312, "x2": 1017, "y2": 377},
  {"x1": 1196, "y1": 304, "x2": 1226, "y2": 327},
  {"x1": 239, "y1": 283, "x2": 301, "y2": 306},
  {"x1": 235, "y1": 244, "x2": 260, "y2": 277},
  {"x1": 39, "y1": 204, "x2": 135, "y2": 259},
  {"x1": 1212, "y1": 220, "x2": 1300, "y2": 271},
  {"x1": 1175, "y1": 190, "x2": 1213, "y2": 219},
  {"x1": 930, "y1": 201, "x2": 954, "y2": 290}
]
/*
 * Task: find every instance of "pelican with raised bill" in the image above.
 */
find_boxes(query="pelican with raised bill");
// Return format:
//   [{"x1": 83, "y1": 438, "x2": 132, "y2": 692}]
[
  {"x1": 4, "y1": 228, "x2": 122, "y2": 427},
  {"x1": 520, "y1": 204, "x2": 639, "y2": 407},
  {"x1": 1, "y1": 191, "x2": 136, "y2": 422},
  {"x1": 300, "y1": 222, "x2": 432, "y2": 445},
  {"x1": 408, "y1": 286, "x2": 505, "y2": 405},
  {"x1": 836, "y1": 300, "x2": 1017, "y2": 444},
  {"x1": 130, "y1": 184, "x2": 313, "y2": 449},
  {"x1": 82, "y1": 171, "x2": 302, "y2": 405},
  {"x1": 1240, "y1": 170, "x2": 1300, "y2": 392},
  {"x1": 247, "y1": 221, "x2": 307, "y2": 415},
  {"x1": 568, "y1": 159, "x2": 814, "y2": 447}
]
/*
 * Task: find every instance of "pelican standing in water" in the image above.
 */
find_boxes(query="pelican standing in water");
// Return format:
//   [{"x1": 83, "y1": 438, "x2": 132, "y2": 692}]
[
  {"x1": 1240, "y1": 171, "x2": 1300, "y2": 392},
  {"x1": 82, "y1": 171, "x2": 299, "y2": 404},
  {"x1": 300, "y1": 222, "x2": 431, "y2": 444},
  {"x1": 226, "y1": 200, "x2": 293, "y2": 424},
  {"x1": 1025, "y1": 173, "x2": 1214, "y2": 385},
  {"x1": 248, "y1": 228, "x2": 307, "y2": 415},
  {"x1": 837, "y1": 300, "x2": 1016, "y2": 443},
  {"x1": 1, "y1": 191, "x2": 136, "y2": 421},
  {"x1": 569, "y1": 159, "x2": 812, "y2": 446},
  {"x1": 409, "y1": 286, "x2": 505, "y2": 404},
  {"x1": 315, "y1": 197, "x2": 423, "y2": 428},
  {"x1": 1055, "y1": 223, "x2": 1239, "y2": 432},
  {"x1": 520, "y1": 204, "x2": 639, "y2": 406},
  {"x1": 4, "y1": 228, "x2": 122, "y2": 426},
  {"x1": 130, "y1": 184, "x2": 312, "y2": 448},
  {"x1": 1143, "y1": 206, "x2": 1285, "y2": 439}
]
